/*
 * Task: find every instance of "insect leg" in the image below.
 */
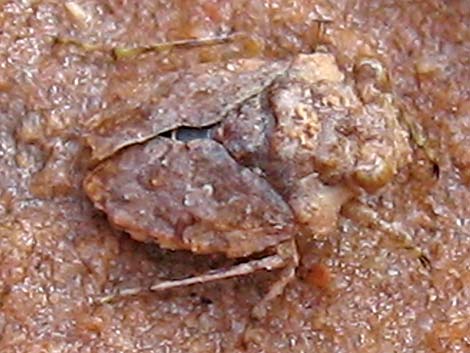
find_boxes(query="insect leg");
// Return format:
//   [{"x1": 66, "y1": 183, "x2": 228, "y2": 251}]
[
  {"x1": 251, "y1": 239, "x2": 299, "y2": 319},
  {"x1": 98, "y1": 252, "x2": 289, "y2": 304},
  {"x1": 149, "y1": 254, "x2": 287, "y2": 291},
  {"x1": 342, "y1": 200, "x2": 431, "y2": 269}
]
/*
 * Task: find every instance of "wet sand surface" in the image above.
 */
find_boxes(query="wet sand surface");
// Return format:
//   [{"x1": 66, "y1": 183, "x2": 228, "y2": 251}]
[{"x1": 0, "y1": 1, "x2": 468, "y2": 352}]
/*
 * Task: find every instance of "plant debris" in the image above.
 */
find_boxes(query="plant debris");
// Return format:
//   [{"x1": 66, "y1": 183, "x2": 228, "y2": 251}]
[
  {"x1": 113, "y1": 34, "x2": 242, "y2": 59},
  {"x1": 53, "y1": 33, "x2": 243, "y2": 59}
]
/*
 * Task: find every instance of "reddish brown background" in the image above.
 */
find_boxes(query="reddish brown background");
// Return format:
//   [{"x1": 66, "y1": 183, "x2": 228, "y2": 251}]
[{"x1": 0, "y1": 1, "x2": 468, "y2": 352}]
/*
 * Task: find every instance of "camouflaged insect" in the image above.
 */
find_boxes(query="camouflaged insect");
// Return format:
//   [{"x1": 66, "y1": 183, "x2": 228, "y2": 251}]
[{"x1": 84, "y1": 53, "x2": 413, "y2": 317}]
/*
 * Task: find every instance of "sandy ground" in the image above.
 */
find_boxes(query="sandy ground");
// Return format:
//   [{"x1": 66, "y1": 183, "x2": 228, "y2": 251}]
[{"x1": 0, "y1": 1, "x2": 468, "y2": 352}]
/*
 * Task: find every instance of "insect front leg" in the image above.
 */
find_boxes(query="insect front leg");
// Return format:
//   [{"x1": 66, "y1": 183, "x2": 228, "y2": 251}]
[{"x1": 341, "y1": 200, "x2": 431, "y2": 268}]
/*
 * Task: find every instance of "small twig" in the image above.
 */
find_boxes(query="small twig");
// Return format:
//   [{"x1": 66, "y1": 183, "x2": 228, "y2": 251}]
[{"x1": 53, "y1": 33, "x2": 241, "y2": 59}]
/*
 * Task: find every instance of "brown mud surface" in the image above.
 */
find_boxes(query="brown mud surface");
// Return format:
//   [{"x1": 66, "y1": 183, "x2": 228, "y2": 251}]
[{"x1": 0, "y1": 1, "x2": 468, "y2": 352}]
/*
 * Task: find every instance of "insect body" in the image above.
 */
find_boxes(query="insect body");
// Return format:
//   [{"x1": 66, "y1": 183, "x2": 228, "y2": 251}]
[{"x1": 83, "y1": 53, "x2": 413, "y2": 316}]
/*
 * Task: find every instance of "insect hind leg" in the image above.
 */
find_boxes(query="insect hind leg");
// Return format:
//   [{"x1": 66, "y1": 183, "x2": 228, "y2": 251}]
[
  {"x1": 251, "y1": 239, "x2": 299, "y2": 319},
  {"x1": 97, "y1": 241, "x2": 297, "y2": 304},
  {"x1": 149, "y1": 251, "x2": 288, "y2": 291}
]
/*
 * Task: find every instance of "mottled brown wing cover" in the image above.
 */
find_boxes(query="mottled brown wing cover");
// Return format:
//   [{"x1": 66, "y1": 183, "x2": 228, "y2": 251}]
[
  {"x1": 84, "y1": 138, "x2": 294, "y2": 258},
  {"x1": 85, "y1": 59, "x2": 290, "y2": 161}
]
